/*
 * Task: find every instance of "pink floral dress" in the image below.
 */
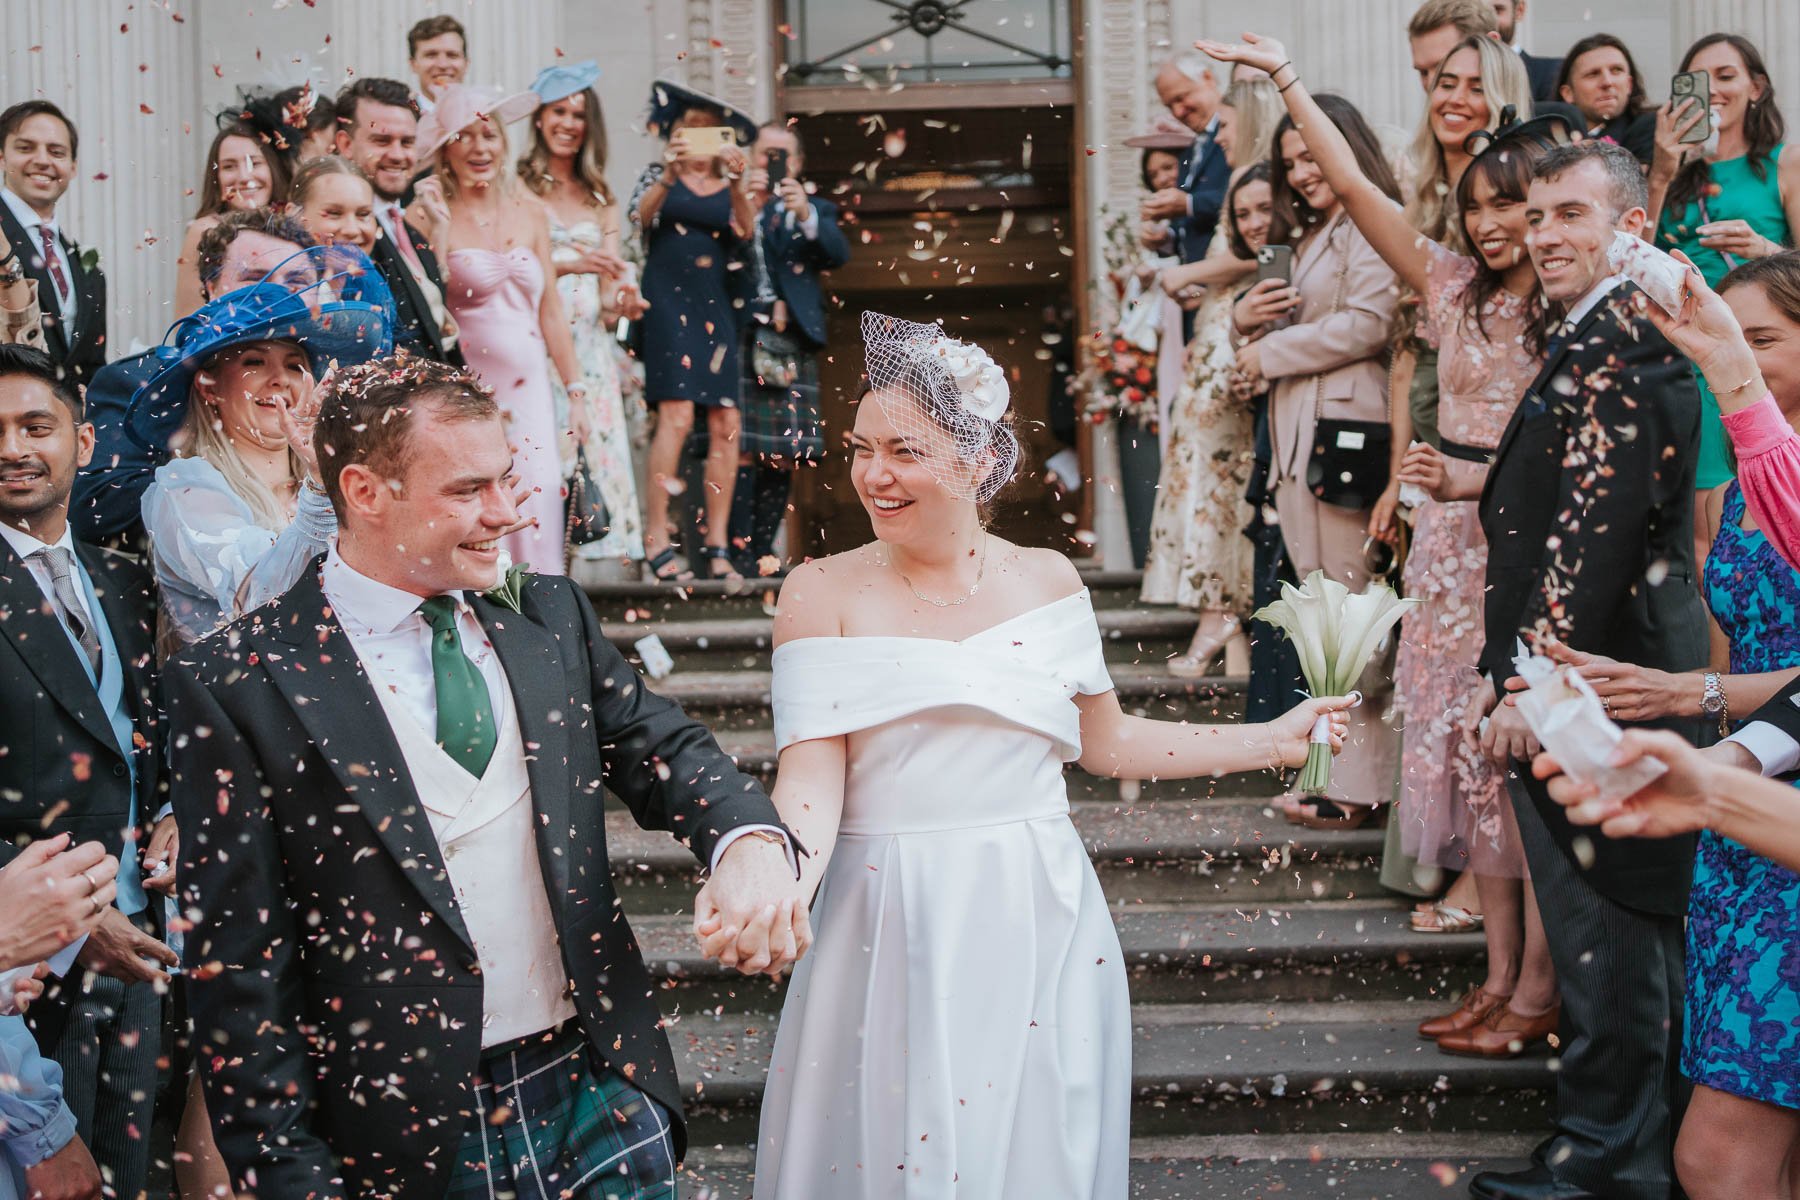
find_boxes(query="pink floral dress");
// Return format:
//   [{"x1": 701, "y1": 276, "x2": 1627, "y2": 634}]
[{"x1": 1394, "y1": 242, "x2": 1541, "y2": 878}]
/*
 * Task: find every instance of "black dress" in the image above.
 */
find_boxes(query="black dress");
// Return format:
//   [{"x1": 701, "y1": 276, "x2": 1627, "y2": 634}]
[{"x1": 640, "y1": 174, "x2": 742, "y2": 407}]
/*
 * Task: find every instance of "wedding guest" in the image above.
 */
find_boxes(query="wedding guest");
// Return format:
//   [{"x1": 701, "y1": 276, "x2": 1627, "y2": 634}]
[
  {"x1": 1463, "y1": 140, "x2": 1708, "y2": 1200},
  {"x1": 1230, "y1": 93, "x2": 1403, "y2": 825},
  {"x1": 1556, "y1": 34, "x2": 1655, "y2": 163},
  {"x1": 169, "y1": 355, "x2": 803, "y2": 1200},
  {"x1": 418, "y1": 84, "x2": 591, "y2": 575},
  {"x1": 1401, "y1": 32, "x2": 1535, "y2": 450},
  {"x1": 1146, "y1": 52, "x2": 1230, "y2": 266},
  {"x1": 631, "y1": 81, "x2": 758, "y2": 580},
  {"x1": 1206, "y1": 33, "x2": 1564, "y2": 1053},
  {"x1": 1651, "y1": 33, "x2": 1800, "y2": 495},
  {"x1": 1488, "y1": 0, "x2": 1561, "y2": 101},
  {"x1": 288, "y1": 153, "x2": 378, "y2": 253},
  {"x1": 0, "y1": 227, "x2": 44, "y2": 350},
  {"x1": 1406, "y1": 0, "x2": 1499, "y2": 94},
  {"x1": 1142, "y1": 76, "x2": 1282, "y2": 676},
  {"x1": 0, "y1": 102, "x2": 104, "y2": 388},
  {"x1": 135, "y1": 276, "x2": 390, "y2": 646},
  {"x1": 521, "y1": 60, "x2": 646, "y2": 565},
  {"x1": 174, "y1": 121, "x2": 290, "y2": 316},
  {"x1": 73, "y1": 209, "x2": 316, "y2": 550},
  {"x1": 333, "y1": 77, "x2": 464, "y2": 365},
  {"x1": 0, "y1": 344, "x2": 177, "y2": 1200},
  {"x1": 407, "y1": 14, "x2": 467, "y2": 115},
  {"x1": 732, "y1": 121, "x2": 849, "y2": 575}
]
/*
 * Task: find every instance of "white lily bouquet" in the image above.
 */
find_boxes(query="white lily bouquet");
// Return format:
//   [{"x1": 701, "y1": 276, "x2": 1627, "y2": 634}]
[{"x1": 1253, "y1": 571, "x2": 1418, "y2": 796}]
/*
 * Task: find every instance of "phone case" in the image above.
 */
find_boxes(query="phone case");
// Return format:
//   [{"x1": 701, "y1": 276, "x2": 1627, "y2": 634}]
[{"x1": 1672, "y1": 72, "x2": 1712, "y2": 144}]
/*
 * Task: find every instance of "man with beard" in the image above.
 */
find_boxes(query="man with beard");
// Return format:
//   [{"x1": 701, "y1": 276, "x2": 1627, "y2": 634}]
[
  {"x1": 0, "y1": 343, "x2": 176, "y2": 1198},
  {"x1": 333, "y1": 78, "x2": 464, "y2": 366}
]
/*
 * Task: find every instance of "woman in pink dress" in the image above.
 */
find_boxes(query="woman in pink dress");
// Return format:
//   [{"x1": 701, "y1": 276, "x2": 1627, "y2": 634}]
[
  {"x1": 414, "y1": 85, "x2": 593, "y2": 574},
  {"x1": 1204, "y1": 32, "x2": 1565, "y2": 1057}
]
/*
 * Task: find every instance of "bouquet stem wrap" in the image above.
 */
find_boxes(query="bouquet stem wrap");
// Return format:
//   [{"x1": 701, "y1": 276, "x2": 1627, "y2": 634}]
[{"x1": 1253, "y1": 573, "x2": 1415, "y2": 798}]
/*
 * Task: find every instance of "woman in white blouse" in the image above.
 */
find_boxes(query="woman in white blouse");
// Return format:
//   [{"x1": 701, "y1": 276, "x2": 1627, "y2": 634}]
[{"x1": 129, "y1": 265, "x2": 392, "y2": 647}]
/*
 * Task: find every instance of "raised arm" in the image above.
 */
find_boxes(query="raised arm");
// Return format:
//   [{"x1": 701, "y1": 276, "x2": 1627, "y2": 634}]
[{"x1": 1198, "y1": 34, "x2": 1431, "y2": 295}]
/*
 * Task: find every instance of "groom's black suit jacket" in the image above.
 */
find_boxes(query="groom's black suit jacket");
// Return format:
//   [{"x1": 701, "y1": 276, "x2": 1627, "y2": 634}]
[
  {"x1": 1478, "y1": 282, "x2": 1708, "y2": 915},
  {"x1": 169, "y1": 561, "x2": 786, "y2": 1200}
]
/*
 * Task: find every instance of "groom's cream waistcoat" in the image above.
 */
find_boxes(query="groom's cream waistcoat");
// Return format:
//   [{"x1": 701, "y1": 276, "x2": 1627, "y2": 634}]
[{"x1": 368, "y1": 665, "x2": 577, "y2": 1047}]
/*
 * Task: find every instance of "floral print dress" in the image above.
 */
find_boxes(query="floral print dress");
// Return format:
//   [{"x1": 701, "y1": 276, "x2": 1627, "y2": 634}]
[
  {"x1": 1393, "y1": 242, "x2": 1540, "y2": 877},
  {"x1": 1691, "y1": 481, "x2": 1800, "y2": 1109}
]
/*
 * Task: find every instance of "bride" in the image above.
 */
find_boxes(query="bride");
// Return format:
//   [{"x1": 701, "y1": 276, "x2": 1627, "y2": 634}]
[{"x1": 697, "y1": 312, "x2": 1353, "y2": 1198}]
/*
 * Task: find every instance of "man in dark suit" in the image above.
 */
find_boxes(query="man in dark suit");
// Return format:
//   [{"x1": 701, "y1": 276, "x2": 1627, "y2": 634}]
[
  {"x1": 1144, "y1": 54, "x2": 1230, "y2": 266},
  {"x1": 1489, "y1": 0, "x2": 1562, "y2": 101},
  {"x1": 73, "y1": 209, "x2": 318, "y2": 551},
  {"x1": 171, "y1": 356, "x2": 807, "y2": 1200},
  {"x1": 0, "y1": 344, "x2": 179, "y2": 1197},
  {"x1": 1466, "y1": 140, "x2": 1707, "y2": 1200},
  {"x1": 730, "y1": 122, "x2": 850, "y2": 571},
  {"x1": 333, "y1": 78, "x2": 465, "y2": 367},
  {"x1": 0, "y1": 103, "x2": 105, "y2": 389}
]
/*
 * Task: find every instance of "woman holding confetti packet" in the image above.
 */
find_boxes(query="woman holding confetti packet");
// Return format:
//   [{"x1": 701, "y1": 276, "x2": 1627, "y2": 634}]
[{"x1": 708, "y1": 312, "x2": 1352, "y2": 1197}]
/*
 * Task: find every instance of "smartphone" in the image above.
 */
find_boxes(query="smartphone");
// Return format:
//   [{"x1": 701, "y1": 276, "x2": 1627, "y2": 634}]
[
  {"x1": 1255, "y1": 244, "x2": 1293, "y2": 287},
  {"x1": 766, "y1": 147, "x2": 789, "y2": 185},
  {"x1": 683, "y1": 126, "x2": 736, "y2": 157},
  {"x1": 1671, "y1": 70, "x2": 1711, "y2": 144}
]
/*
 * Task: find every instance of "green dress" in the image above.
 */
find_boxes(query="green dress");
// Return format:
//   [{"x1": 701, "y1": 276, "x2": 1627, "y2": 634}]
[{"x1": 1656, "y1": 145, "x2": 1791, "y2": 488}]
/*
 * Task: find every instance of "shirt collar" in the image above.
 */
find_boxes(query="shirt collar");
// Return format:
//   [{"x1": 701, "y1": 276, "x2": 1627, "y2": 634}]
[
  {"x1": 322, "y1": 544, "x2": 465, "y2": 637},
  {"x1": 0, "y1": 517, "x2": 74, "y2": 563},
  {"x1": 1564, "y1": 273, "x2": 1626, "y2": 329},
  {"x1": 0, "y1": 186, "x2": 54, "y2": 238}
]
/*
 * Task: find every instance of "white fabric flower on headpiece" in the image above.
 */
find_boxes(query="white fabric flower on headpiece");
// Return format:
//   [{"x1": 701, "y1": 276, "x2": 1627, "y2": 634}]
[{"x1": 932, "y1": 337, "x2": 1009, "y2": 422}]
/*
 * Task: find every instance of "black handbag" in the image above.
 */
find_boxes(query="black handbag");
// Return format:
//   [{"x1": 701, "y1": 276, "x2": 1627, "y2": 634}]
[
  {"x1": 1301, "y1": 224, "x2": 1393, "y2": 511},
  {"x1": 564, "y1": 446, "x2": 612, "y2": 549}
]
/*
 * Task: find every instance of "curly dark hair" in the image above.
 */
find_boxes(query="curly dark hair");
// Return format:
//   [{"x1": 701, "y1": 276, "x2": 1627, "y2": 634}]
[
  {"x1": 194, "y1": 208, "x2": 312, "y2": 297},
  {"x1": 313, "y1": 354, "x2": 498, "y2": 513}
]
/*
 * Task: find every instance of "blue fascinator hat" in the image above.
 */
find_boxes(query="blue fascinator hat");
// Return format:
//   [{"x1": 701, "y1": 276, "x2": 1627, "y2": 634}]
[{"x1": 530, "y1": 60, "x2": 602, "y2": 107}]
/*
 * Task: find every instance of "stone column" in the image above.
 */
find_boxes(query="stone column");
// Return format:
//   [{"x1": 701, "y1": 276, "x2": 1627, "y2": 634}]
[
  {"x1": 0, "y1": 1, "x2": 201, "y2": 352},
  {"x1": 1672, "y1": 0, "x2": 1799, "y2": 116}
]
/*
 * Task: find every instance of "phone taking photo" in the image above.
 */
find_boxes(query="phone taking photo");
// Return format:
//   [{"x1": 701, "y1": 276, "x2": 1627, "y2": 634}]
[
  {"x1": 1255, "y1": 244, "x2": 1294, "y2": 287},
  {"x1": 1671, "y1": 70, "x2": 1712, "y2": 145},
  {"x1": 766, "y1": 147, "x2": 789, "y2": 186},
  {"x1": 683, "y1": 126, "x2": 736, "y2": 158}
]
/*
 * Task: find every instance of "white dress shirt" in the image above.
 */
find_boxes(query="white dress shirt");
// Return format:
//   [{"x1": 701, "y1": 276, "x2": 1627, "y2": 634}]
[
  {"x1": 319, "y1": 548, "x2": 789, "y2": 871},
  {"x1": 1, "y1": 186, "x2": 77, "y2": 323},
  {"x1": 1561, "y1": 273, "x2": 1627, "y2": 332}
]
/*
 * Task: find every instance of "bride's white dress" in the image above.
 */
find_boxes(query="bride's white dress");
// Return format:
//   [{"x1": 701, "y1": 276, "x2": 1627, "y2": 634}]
[{"x1": 756, "y1": 589, "x2": 1132, "y2": 1199}]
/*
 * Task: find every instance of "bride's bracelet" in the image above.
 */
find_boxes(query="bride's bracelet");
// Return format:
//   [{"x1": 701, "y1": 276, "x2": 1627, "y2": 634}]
[{"x1": 1265, "y1": 727, "x2": 1283, "y2": 774}]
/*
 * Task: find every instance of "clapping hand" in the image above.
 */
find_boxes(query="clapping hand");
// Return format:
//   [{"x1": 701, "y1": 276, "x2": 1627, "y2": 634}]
[
  {"x1": 692, "y1": 835, "x2": 812, "y2": 977},
  {"x1": 278, "y1": 384, "x2": 324, "y2": 486},
  {"x1": 1530, "y1": 730, "x2": 1717, "y2": 840}
]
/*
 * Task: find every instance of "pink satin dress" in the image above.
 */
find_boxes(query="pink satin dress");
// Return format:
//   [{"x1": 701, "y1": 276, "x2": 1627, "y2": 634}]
[{"x1": 445, "y1": 246, "x2": 565, "y2": 574}]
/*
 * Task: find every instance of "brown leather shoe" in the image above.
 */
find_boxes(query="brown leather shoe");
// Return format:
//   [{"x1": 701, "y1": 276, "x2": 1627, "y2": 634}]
[
  {"x1": 1436, "y1": 1001, "x2": 1560, "y2": 1058},
  {"x1": 1417, "y1": 986, "x2": 1506, "y2": 1040}
]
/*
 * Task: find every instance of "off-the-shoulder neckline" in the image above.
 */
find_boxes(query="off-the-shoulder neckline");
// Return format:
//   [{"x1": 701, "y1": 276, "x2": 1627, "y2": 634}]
[{"x1": 775, "y1": 588, "x2": 1090, "y2": 652}]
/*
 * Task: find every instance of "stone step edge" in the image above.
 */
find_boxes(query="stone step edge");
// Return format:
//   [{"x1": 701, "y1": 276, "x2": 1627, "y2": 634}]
[
  {"x1": 632, "y1": 901, "x2": 1483, "y2": 980},
  {"x1": 669, "y1": 1003, "x2": 1556, "y2": 1107},
  {"x1": 604, "y1": 799, "x2": 1384, "y2": 871}
]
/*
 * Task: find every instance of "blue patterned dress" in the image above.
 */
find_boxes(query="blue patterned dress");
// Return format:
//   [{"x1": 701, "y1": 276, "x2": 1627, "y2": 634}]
[{"x1": 1692, "y1": 482, "x2": 1800, "y2": 1109}]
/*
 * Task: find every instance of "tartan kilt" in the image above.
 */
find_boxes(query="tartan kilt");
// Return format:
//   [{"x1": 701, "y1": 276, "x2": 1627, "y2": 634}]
[
  {"x1": 737, "y1": 342, "x2": 824, "y2": 464},
  {"x1": 445, "y1": 1024, "x2": 677, "y2": 1200}
]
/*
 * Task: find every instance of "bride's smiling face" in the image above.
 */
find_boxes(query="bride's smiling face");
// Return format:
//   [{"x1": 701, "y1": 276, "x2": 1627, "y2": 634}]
[{"x1": 849, "y1": 390, "x2": 979, "y2": 541}]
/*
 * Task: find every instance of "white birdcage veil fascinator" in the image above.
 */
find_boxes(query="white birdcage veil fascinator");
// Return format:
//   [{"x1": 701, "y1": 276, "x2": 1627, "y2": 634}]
[{"x1": 860, "y1": 311, "x2": 1021, "y2": 504}]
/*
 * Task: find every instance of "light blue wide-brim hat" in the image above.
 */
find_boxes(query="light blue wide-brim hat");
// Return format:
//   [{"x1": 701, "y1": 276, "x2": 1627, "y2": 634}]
[
  {"x1": 125, "y1": 245, "x2": 394, "y2": 452},
  {"x1": 530, "y1": 59, "x2": 601, "y2": 107}
]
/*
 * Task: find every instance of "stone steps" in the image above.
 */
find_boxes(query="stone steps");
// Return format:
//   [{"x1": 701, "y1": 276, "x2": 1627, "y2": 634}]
[
  {"x1": 676, "y1": 1133, "x2": 1538, "y2": 1199},
  {"x1": 669, "y1": 1000, "x2": 1553, "y2": 1142}
]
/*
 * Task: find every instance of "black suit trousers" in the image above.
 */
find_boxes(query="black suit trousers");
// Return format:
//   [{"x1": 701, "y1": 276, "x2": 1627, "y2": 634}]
[{"x1": 1511, "y1": 771, "x2": 1688, "y2": 1200}]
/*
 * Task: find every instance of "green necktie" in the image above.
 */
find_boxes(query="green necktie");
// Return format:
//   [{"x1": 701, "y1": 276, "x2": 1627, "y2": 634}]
[{"x1": 419, "y1": 596, "x2": 496, "y2": 776}]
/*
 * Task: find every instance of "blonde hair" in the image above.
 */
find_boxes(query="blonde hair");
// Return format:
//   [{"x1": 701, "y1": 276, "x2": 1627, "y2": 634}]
[
  {"x1": 174, "y1": 347, "x2": 305, "y2": 532},
  {"x1": 1221, "y1": 78, "x2": 1284, "y2": 170},
  {"x1": 437, "y1": 117, "x2": 521, "y2": 203},
  {"x1": 1404, "y1": 36, "x2": 1532, "y2": 249}
]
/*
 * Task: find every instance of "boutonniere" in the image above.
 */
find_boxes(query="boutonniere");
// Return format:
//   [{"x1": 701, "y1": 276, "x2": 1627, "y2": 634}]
[
  {"x1": 483, "y1": 549, "x2": 529, "y2": 613},
  {"x1": 77, "y1": 246, "x2": 100, "y2": 273}
]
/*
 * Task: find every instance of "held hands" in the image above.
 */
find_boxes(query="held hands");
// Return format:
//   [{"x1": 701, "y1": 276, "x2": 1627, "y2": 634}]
[
  {"x1": 0, "y1": 835, "x2": 119, "y2": 970},
  {"x1": 1266, "y1": 695, "x2": 1354, "y2": 768},
  {"x1": 1530, "y1": 729, "x2": 1718, "y2": 840},
  {"x1": 1462, "y1": 674, "x2": 1539, "y2": 766},
  {"x1": 692, "y1": 835, "x2": 812, "y2": 977},
  {"x1": 1235, "y1": 278, "x2": 1299, "y2": 332},
  {"x1": 1192, "y1": 32, "x2": 1290, "y2": 80}
]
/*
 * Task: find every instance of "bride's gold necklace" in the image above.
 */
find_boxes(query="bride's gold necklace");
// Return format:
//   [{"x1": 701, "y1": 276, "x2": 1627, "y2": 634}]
[{"x1": 887, "y1": 534, "x2": 988, "y2": 609}]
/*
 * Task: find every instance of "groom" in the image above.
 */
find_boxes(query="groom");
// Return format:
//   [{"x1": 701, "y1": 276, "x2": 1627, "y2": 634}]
[{"x1": 169, "y1": 356, "x2": 806, "y2": 1200}]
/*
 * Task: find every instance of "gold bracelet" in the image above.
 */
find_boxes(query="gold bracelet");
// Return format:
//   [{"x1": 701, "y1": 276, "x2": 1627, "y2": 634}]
[{"x1": 1716, "y1": 374, "x2": 1761, "y2": 398}]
